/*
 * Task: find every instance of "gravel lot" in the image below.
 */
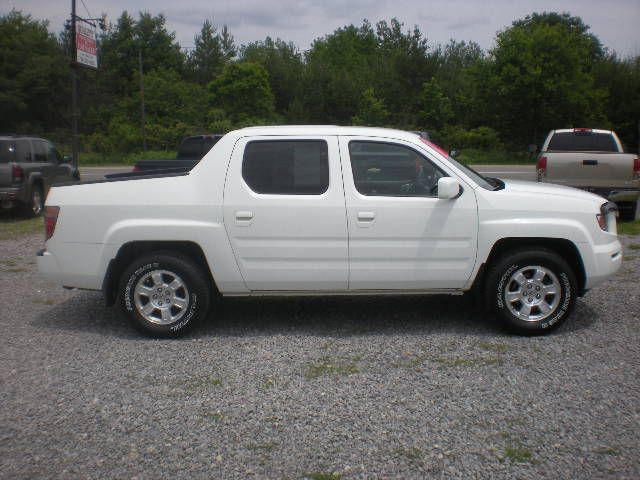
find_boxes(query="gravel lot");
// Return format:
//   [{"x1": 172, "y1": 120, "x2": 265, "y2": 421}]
[{"x1": 1, "y1": 225, "x2": 639, "y2": 479}]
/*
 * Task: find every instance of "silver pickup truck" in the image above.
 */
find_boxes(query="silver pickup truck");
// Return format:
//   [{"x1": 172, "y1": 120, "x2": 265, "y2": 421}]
[{"x1": 537, "y1": 128, "x2": 640, "y2": 220}]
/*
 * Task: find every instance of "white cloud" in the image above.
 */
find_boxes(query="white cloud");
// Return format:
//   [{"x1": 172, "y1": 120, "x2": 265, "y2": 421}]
[{"x1": 3, "y1": 0, "x2": 639, "y2": 55}]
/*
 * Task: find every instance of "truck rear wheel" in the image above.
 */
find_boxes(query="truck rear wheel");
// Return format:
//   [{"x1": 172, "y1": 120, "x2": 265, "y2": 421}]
[
  {"x1": 485, "y1": 248, "x2": 577, "y2": 335},
  {"x1": 118, "y1": 252, "x2": 210, "y2": 337},
  {"x1": 22, "y1": 185, "x2": 44, "y2": 217}
]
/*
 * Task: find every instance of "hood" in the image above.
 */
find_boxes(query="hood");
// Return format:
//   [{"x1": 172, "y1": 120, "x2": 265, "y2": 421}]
[{"x1": 501, "y1": 179, "x2": 606, "y2": 204}]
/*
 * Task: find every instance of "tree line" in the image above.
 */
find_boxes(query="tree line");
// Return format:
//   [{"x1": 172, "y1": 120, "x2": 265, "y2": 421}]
[{"x1": 1, "y1": 9, "x2": 639, "y2": 158}]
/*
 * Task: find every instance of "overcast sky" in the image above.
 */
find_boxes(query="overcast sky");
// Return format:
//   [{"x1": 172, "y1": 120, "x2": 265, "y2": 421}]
[{"x1": 4, "y1": 0, "x2": 640, "y2": 56}]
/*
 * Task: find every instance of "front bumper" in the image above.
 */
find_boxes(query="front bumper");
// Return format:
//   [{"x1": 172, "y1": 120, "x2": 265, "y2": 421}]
[{"x1": 583, "y1": 239, "x2": 623, "y2": 289}]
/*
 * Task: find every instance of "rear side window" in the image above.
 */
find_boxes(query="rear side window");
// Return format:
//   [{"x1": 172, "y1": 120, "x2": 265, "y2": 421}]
[
  {"x1": 14, "y1": 140, "x2": 31, "y2": 162},
  {"x1": 547, "y1": 132, "x2": 617, "y2": 152},
  {"x1": 0, "y1": 140, "x2": 14, "y2": 163},
  {"x1": 242, "y1": 140, "x2": 329, "y2": 195}
]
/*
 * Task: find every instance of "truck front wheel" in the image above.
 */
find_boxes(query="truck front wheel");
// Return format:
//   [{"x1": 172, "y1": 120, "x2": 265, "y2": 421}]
[
  {"x1": 485, "y1": 248, "x2": 577, "y2": 335},
  {"x1": 118, "y1": 252, "x2": 210, "y2": 337}
]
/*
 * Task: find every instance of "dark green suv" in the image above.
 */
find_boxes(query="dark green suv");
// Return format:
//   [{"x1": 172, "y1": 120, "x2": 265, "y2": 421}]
[{"x1": 0, "y1": 136, "x2": 79, "y2": 216}]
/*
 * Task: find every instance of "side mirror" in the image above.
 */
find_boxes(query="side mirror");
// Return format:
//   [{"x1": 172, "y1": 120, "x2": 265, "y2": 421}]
[
  {"x1": 62, "y1": 155, "x2": 72, "y2": 164},
  {"x1": 437, "y1": 177, "x2": 461, "y2": 199},
  {"x1": 449, "y1": 149, "x2": 459, "y2": 158}
]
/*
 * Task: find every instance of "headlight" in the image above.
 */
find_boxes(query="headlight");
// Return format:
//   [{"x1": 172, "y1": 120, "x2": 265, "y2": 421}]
[{"x1": 597, "y1": 202, "x2": 618, "y2": 233}]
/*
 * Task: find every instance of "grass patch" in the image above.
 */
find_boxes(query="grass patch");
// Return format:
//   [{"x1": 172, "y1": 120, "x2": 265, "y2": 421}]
[
  {"x1": 182, "y1": 375, "x2": 222, "y2": 394},
  {"x1": 619, "y1": 220, "x2": 640, "y2": 236},
  {"x1": 435, "y1": 355, "x2": 504, "y2": 367},
  {"x1": 33, "y1": 297, "x2": 56, "y2": 305},
  {"x1": 304, "y1": 356, "x2": 361, "y2": 379},
  {"x1": 202, "y1": 410, "x2": 223, "y2": 422},
  {"x1": 78, "y1": 150, "x2": 177, "y2": 166},
  {"x1": 457, "y1": 149, "x2": 534, "y2": 165},
  {"x1": 478, "y1": 341, "x2": 509, "y2": 353},
  {"x1": 393, "y1": 353, "x2": 428, "y2": 368},
  {"x1": 594, "y1": 446, "x2": 619, "y2": 456},
  {"x1": 504, "y1": 445, "x2": 533, "y2": 463},
  {"x1": 392, "y1": 446, "x2": 423, "y2": 460},
  {"x1": 627, "y1": 243, "x2": 640, "y2": 250},
  {"x1": 2, "y1": 267, "x2": 27, "y2": 273},
  {"x1": 302, "y1": 473, "x2": 342, "y2": 480},
  {"x1": 0, "y1": 217, "x2": 42, "y2": 240},
  {"x1": 246, "y1": 442, "x2": 277, "y2": 453}
]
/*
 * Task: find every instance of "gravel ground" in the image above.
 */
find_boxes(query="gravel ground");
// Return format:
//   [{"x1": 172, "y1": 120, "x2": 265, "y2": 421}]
[{"x1": 1, "y1": 228, "x2": 639, "y2": 479}]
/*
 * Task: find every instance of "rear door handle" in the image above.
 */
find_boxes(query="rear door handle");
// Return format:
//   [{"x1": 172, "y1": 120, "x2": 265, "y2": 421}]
[
  {"x1": 583, "y1": 159, "x2": 598, "y2": 166},
  {"x1": 357, "y1": 211, "x2": 376, "y2": 221}
]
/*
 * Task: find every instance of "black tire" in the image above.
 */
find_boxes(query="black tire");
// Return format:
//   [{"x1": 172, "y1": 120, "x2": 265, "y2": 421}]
[
  {"x1": 22, "y1": 185, "x2": 44, "y2": 217},
  {"x1": 118, "y1": 252, "x2": 210, "y2": 337},
  {"x1": 618, "y1": 200, "x2": 638, "y2": 222},
  {"x1": 485, "y1": 248, "x2": 577, "y2": 335}
]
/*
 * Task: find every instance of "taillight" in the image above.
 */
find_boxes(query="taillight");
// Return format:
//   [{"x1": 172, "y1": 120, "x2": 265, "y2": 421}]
[
  {"x1": 11, "y1": 164, "x2": 24, "y2": 183},
  {"x1": 633, "y1": 157, "x2": 639, "y2": 180},
  {"x1": 536, "y1": 156, "x2": 547, "y2": 181},
  {"x1": 537, "y1": 156, "x2": 547, "y2": 171},
  {"x1": 44, "y1": 206, "x2": 60, "y2": 241},
  {"x1": 132, "y1": 165, "x2": 141, "y2": 173}
]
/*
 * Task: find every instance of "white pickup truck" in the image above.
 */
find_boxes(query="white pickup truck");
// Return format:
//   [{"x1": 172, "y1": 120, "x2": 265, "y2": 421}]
[
  {"x1": 38, "y1": 126, "x2": 622, "y2": 337},
  {"x1": 537, "y1": 128, "x2": 640, "y2": 220}
]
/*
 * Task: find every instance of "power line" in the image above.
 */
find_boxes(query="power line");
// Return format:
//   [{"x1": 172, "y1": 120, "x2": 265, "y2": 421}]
[{"x1": 79, "y1": 0, "x2": 93, "y2": 20}]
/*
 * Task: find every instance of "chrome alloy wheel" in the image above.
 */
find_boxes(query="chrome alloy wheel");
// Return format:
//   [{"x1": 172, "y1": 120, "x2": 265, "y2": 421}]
[
  {"x1": 133, "y1": 269, "x2": 189, "y2": 325},
  {"x1": 504, "y1": 265, "x2": 561, "y2": 322}
]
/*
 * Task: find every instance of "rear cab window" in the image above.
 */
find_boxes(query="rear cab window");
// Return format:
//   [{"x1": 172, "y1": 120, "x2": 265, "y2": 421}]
[
  {"x1": 242, "y1": 140, "x2": 329, "y2": 195},
  {"x1": 0, "y1": 140, "x2": 14, "y2": 163},
  {"x1": 547, "y1": 131, "x2": 618, "y2": 152}
]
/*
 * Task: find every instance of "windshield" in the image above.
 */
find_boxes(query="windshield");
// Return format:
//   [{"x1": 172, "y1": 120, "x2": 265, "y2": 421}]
[{"x1": 419, "y1": 138, "x2": 497, "y2": 190}]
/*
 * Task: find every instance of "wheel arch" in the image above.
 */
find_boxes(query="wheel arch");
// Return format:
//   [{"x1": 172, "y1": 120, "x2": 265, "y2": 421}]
[
  {"x1": 102, "y1": 240, "x2": 219, "y2": 306},
  {"x1": 472, "y1": 237, "x2": 587, "y2": 299}
]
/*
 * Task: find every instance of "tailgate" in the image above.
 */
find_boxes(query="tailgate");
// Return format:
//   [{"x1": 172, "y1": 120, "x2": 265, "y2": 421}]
[{"x1": 546, "y1": 152, "x2": 636, "y2": 188}]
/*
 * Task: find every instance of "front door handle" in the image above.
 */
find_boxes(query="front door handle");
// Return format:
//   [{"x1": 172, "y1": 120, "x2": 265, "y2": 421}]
[
  {"x1": 235, "y1": 210, "x2": 254, "y2": 221},
  {"x1": 357, "y1": 211, "x2": 376, "y2": 221}
]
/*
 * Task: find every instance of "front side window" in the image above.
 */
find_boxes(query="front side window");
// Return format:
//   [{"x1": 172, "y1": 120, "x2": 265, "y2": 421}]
[
  {"x1": 242, "y1": 140, "x2": 329, "y2": 195},
  {"x1": 349, "y1": 141, "x2": 445, "y2": 197},
  {"x1": 33, "y1": 140, "x2": 48, "y2": 162}
]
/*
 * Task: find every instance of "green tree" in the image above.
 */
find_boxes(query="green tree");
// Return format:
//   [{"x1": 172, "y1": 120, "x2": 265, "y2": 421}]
[
  {"x1": 240, "y1": 37, "x2": 304, "y2": 116},
  {"x1": 187, "y1": 20, "x2": 234, "y2": 85},
  {"x1": 417, "y1": 78, "x2": 452, "y2": 131},
  {"x1": 0, "y1": 11, "x2": 69, "y2": 133},
  {"x1": 488, "y1": 12, "x2": 607, "y2": 147},
  {"x1": 303, "y1": 22, "x2": 378, "y2": 123},
  {"x1": 352, "y1": 88, "x2": 389, "y2": 126},
  {"x1": 373, "y1": 19, "x2": 437, "y2": 126},
  {"x1": 208, "y1": 62, "x2": 275, "y2": 123},
  {"x1": 593, "y1": 54, "x2": 640, "y2": 152}
]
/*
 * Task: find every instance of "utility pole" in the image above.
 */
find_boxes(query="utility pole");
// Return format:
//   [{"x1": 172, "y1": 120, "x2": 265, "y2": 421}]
[
  {"x1": 139, "y1": 48, "x2": 147, "y2": 152},
  {"x1": 71, "y1": 0, "x2": 79, "y2": 168}
]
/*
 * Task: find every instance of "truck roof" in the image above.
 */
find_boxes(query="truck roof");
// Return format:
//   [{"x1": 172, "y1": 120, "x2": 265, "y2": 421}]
[
  {"x1": 551, "y1": 128, "x2": 613, "y2": 135},
  {"x1": 230, "y1": 125, "x2": 423, "y2": 141}
]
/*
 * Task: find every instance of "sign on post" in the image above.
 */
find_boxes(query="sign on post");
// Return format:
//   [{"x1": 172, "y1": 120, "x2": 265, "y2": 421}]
[{"x1": 76, "y1": 20, "x2": 97, "y2": 69}]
